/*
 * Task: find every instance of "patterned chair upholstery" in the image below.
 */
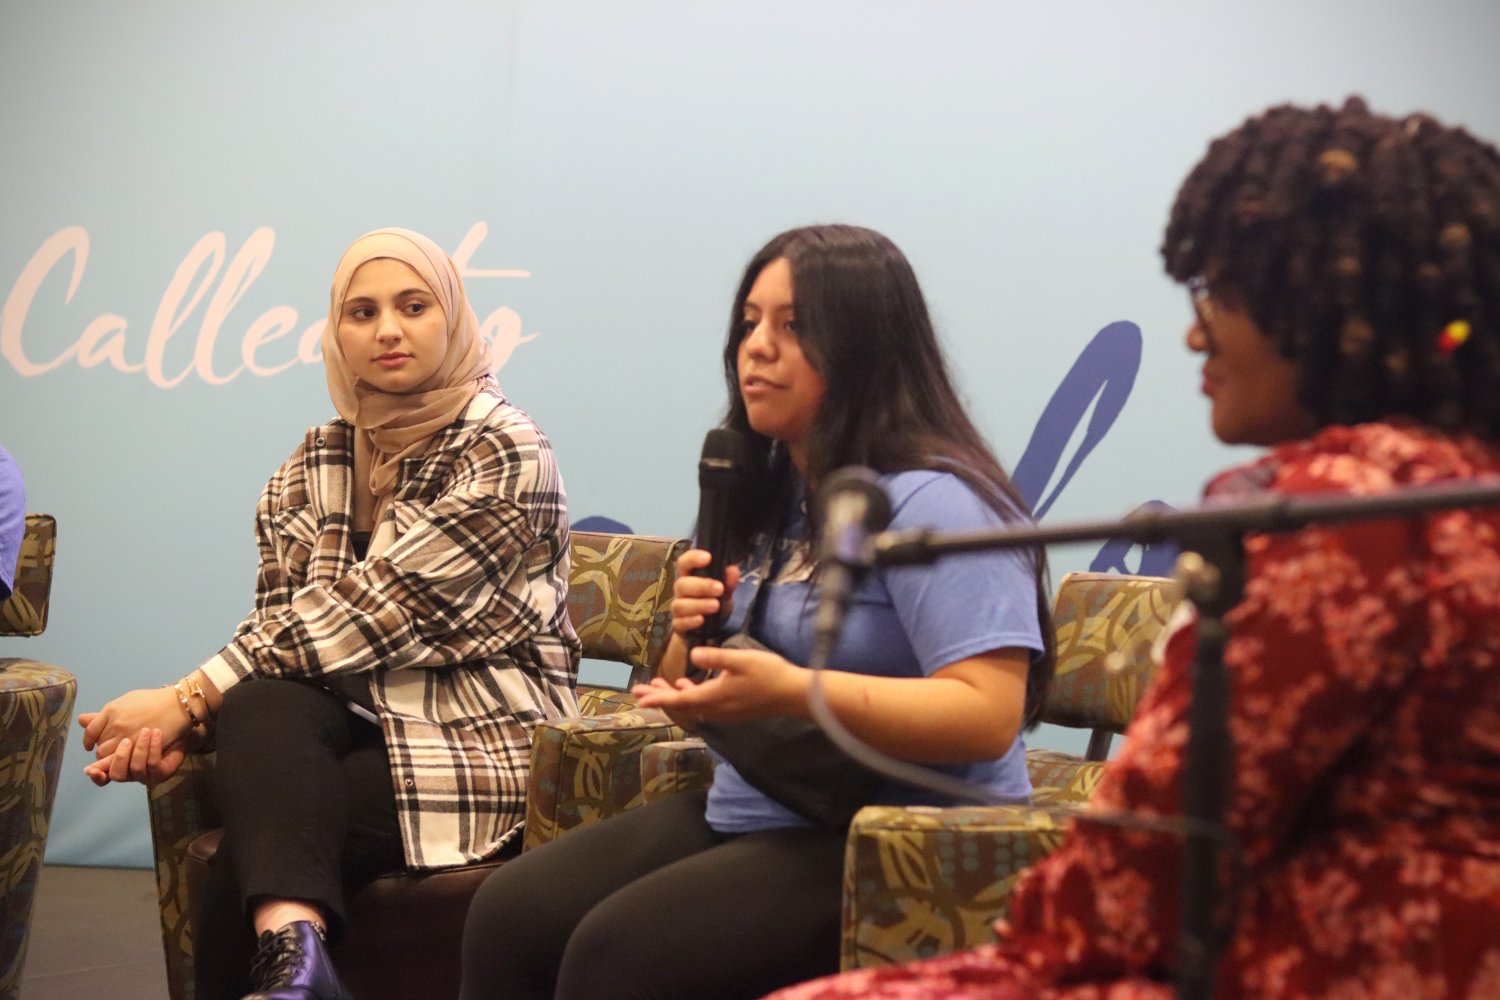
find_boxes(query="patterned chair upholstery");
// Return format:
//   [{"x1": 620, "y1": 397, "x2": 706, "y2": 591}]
[
  {"x1": 521, "y1": 532, "x2": 691, "y2": 850},
  {"x1": 640, "y1": 737, "x2": 715, "y2": 805},
  {"x1": 843, "y1": 572, "x2": 1179, "y2": 969},
  {"x1": 522, "y1": 702, "x2": 688, "y2": 851},
  {"x1": 0, "y1": 514, "x2": 76, "y2": 1000},
  {"x1": 839, "y1": 796, "x2": 1073, "y2": 970},
  {"x1": 1028, "y1": 572, "x2": 1181, "y2": 796},
  {"x1": 147, "y1": 530, "x2": 687, "y2": 1000}
]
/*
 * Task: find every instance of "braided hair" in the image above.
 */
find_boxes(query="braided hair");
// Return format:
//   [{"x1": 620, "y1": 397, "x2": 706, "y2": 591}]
[{"x1": 1162, "y1": 96, "x2": 1500, "y2": 437}]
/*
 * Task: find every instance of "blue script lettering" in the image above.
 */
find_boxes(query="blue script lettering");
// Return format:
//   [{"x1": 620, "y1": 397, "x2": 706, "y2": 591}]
[{"x1": 1012, "y1": 320, "x2": 1179, "y2": 576}]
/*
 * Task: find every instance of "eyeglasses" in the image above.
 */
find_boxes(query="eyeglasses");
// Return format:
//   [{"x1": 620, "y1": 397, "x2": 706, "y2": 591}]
[
  {"x1": 1187, "y1": 276, "x2": 1216, "y2": 332},
  {"x1": 1182, "y1": 275, "x2": 1218, "y2": 350}
]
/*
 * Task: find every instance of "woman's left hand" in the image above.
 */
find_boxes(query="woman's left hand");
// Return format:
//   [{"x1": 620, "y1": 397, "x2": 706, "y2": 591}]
[
  {"x1": 631, "y1": 645, "x2": 807, "y2": 722},
  {"x1": 79, "y1": 686, "x2": 193, "y2": 760}
]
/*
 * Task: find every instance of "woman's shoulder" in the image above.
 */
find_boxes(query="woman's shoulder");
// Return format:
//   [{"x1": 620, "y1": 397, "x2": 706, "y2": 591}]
[
  {"x1": 878, "y1": 468, "x2": 956, "y2": 508},
  {"x1": 450, "y1": 382, "x2": 542, "y2": 446},
  {"x1": 477, "y1": 395, "x2": 545, "y2": 442},
  {"x1": 259, "y1": 419, "x2": 353, "y2": 509},
  {"x1": 1210, "y1": 421, "x2": 1500, "y2": 499},
  {"x1": 442, "y1": 388, "x2": 564, "y2": 500},
  {"x1": 877, "y1": 468, "x2": 1019, "y2": 531}
]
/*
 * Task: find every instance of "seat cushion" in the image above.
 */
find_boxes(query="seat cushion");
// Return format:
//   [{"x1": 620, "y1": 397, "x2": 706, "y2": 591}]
[
  {"x1": 185, "y1": 827, "x2": 511, "y2": 1000},
  {"x1": 335, "y1": 858, "x2": 508, "y2": 1000}
]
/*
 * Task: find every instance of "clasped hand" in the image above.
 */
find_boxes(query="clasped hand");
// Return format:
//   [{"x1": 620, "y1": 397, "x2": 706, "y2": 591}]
[{"x1": 78, "y1": 686, "x2": 193, "y2": 786}]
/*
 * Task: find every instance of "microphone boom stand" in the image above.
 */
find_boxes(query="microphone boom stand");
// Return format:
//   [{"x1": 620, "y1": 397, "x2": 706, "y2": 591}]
[
  {"x1": 1169, "y1": 531, "x2": 1239, "y2": 1000},
  {"x1": 863, "y1": 479, "x2": 1500, "y2": 1000}
]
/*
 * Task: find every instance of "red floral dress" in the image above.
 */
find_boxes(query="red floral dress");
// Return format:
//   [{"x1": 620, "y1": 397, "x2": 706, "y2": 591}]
[{"x1": 772, "y1": 423, "x2": 1500, "y2": 999}]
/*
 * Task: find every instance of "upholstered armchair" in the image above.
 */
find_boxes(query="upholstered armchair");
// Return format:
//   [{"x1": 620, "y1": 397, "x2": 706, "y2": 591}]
[
  {"x1": 146, "y1": 530, "x2": 687, "y2": 1000},
  {"x1": 630, "y1": 571, "x2": 1181, "y2": 971},
  {"x1": 0, "y1": 514, "x2": 76, "y2": 999},
  {"x1": 521, "y1": 533, "x2": 693, "y2": 850},
  {"x1": 842, "y1": 572, "x2": 1179, "y2": 969}
]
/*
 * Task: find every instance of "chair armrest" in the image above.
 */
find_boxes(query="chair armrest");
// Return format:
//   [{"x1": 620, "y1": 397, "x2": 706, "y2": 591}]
[
  {"x1": 576, "y1": 685, "x2": 641, "y2": 717},
  {"x1": 146, "y1": 750, "x2": 220, "y2": 1000},
  {"x1": 640, "y1": 738, "x2": 714, "y2": 804},
  {"x1": 840, "y1": 799, "x2": 1080, "y2": 972},
  {"x1": 522, "y1": 709, "x2": 687, "y2": 852},
  {"x1": 1025, "y1": 748, "x2": 1108, "y2": 804}
]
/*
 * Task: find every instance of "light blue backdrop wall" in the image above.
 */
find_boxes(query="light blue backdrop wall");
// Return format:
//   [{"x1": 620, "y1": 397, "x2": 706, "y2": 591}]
[{"x1": 3, "y1": 0, "x2": 1498, "y2": 868}]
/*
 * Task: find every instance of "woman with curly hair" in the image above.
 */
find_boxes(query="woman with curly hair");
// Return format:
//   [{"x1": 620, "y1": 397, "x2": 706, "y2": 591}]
[{"x1": 773, "y1": 97, "x2": 1500, "y2": 999}]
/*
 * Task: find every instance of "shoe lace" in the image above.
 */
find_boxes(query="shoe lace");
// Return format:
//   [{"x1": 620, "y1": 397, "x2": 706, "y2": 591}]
[{"x1": 249, "y1": 927, "x2": 307, "y2": 989}]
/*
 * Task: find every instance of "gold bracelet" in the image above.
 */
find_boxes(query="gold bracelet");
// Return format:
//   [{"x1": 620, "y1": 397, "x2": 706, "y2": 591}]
[
  {"x1": 172, "y1": 681, "x2": 204, "y2": 730},
  {"x1": 184, "y1": 674, "x2": 214, "y2": 721}
]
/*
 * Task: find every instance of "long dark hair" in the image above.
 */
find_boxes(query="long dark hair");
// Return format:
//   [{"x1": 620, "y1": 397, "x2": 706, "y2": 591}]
[
  {"x1": 717, "y1": 224, "x2": 1054, "y2": 727},
  {"x1": 1163, "y1": 96, "x2": 1500, "y2": 437}
]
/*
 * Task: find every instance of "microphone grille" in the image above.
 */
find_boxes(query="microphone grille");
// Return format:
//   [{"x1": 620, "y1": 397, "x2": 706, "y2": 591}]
[
  {"x1": 816, "y1": 466, "x2": 892, "y2": 532},
  {"x1": 699, "y1": 428, "x2": 750, "y2": 486}
]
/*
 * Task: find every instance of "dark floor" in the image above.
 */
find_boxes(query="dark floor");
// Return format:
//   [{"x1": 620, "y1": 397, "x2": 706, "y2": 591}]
[{"x1": 20, "y1": 865, "x2": 168, "y2": 999}]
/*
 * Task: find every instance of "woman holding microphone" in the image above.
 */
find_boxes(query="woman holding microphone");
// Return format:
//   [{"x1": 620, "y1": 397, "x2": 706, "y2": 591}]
[{"x1": 459, "y1": 223, "x2": 1054, "y2": 1000}]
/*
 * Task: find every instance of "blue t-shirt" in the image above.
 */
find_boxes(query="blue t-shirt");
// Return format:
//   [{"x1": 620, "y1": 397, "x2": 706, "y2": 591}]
[
  {"x1": 0, "y1": 446, "x2": 25, "y2": 601},
  {"x1": 704, "y1": 469, "x2": 1044, "y2": 834}
]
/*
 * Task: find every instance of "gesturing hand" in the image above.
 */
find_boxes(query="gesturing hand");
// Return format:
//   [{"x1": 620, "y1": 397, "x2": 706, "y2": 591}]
[{"x1": 632, "y1": 644, "x2": 807, "y2": 723}]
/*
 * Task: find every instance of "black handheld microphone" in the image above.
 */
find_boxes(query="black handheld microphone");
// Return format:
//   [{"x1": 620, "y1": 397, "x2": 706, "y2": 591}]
[
  {"x1": 812, "y1": 467, "x2": 893, "y2": 654},
  {"x1": 684, "y1": 429, "x2": 751, "y2": 675}
]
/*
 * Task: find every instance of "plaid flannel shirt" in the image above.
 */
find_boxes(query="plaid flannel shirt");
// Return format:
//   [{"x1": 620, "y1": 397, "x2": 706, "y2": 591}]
[{"x1": 199, "y1": 382, "x2": 580, "y2": 869}]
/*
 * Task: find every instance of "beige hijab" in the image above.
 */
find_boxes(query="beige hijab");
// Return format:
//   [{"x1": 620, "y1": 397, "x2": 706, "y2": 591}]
[{"x1": 323, "y1": 228, "x2": 494, "y2": 540}]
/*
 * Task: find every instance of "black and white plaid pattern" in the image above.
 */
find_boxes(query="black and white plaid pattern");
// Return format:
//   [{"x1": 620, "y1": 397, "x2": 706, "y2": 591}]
[{"x1": 199, "y1": 382, "x2": 580, "y2": 869}]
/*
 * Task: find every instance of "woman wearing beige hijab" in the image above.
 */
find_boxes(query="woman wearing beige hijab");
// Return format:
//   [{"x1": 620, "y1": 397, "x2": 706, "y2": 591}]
[{"x1": 78, "y1": 228, "x2": 579, "y2": 1000}]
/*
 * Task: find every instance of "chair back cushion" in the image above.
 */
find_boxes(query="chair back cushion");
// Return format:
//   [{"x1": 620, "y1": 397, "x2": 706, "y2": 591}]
[
  {"x1": 0, "y1": 515, "x2": 55, "y2": 637},
  {"x1": 1040, "y1": 572, "x2": 1179, "y2": 733},
  {"x1": 566, "y1": 531, "x2": 686, "y2": 688}
]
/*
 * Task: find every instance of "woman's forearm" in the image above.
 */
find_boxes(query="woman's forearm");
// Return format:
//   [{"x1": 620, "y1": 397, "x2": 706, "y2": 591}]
[
  {"x1": 186, "y1": 668, "x2": 224, "y2": 719},
  {"x1": 787, "y1": 652, "x2": 1029, "y2": 764},
  {"x1": 658, "y1": 634, "x2": 688, "y2": 682}
]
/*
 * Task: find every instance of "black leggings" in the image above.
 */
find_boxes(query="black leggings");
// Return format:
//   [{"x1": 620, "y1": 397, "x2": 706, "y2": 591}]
[
  {"x1": 459, "y1": 789, "x2": 846, "y2": 1000},
  {"x1": 193, "y1": 679, "x2": 404, "y2": 1000}
]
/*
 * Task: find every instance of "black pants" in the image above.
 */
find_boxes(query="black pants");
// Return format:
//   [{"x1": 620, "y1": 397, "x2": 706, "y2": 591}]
[
  {"x1": 459, "y1": 788, "x2": 846, "y2": 1000},
  {"x1": 193, "y1": 679, "x2": 404, "y2": 1000}
]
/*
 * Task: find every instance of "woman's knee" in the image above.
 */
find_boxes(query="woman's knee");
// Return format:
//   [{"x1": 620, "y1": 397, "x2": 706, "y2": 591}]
[
  {"x1": 555, "y1": 901, "x2": 650, "y2": 999},
  {"x1": 460, "y1": 858, "x2": 568, "y2": 999}
]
